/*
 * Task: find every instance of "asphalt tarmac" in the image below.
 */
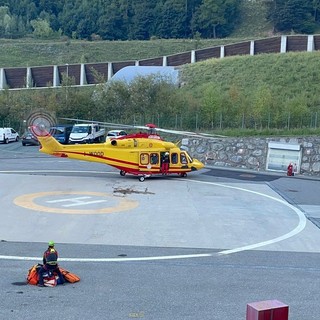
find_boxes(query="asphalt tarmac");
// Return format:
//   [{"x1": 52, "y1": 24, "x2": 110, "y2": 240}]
[{"x1": 1, "y1": 141, "x2": 320, "y2": 320}]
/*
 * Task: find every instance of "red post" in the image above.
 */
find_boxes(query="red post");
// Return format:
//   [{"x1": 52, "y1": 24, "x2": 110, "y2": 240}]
[{"x1": 246, "y1": 300, "x2": 289, "y2": 320}]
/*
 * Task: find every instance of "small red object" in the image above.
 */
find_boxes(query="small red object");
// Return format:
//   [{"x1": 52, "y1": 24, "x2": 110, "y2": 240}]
[
  {"x1": 145, "y1": 123, "x2": 157, "y2": 128},
  {"x1": 246, "y1": 300, "x2": 289, "y2": 320}
]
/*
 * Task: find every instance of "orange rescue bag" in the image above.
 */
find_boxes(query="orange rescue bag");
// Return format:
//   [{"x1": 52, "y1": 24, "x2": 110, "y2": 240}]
[
  {"x1": 27, "y1": 264, "x2": 41, "y2": 285},
  {"x1": 59, "y1": 267, "x2": 80, "y2": 283}
]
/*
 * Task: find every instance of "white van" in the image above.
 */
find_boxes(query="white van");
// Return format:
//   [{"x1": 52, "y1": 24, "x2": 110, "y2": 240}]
[
  {"x1": 69, "y1": 124, "x2": 105, "y2": 144},
  {"x1": 0, "y1": 127, "x2": 19, "y2": 143}
]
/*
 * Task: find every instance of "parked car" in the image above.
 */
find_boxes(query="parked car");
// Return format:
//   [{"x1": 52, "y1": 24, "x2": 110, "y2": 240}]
[
  {"x1": 0, "y1": 127, "x2": 19, "y2": 143},
  {"x1": 105, "y1": 130, "x2": 127, "y2": 141},
  {"x1": 69, "y1": 123, "x2": 105, "y2": 144},
  {"x1": 21, "y1": 130, "x2": 39, "y2": 146},
  {"x1": 50, "y1": 125, "x2": 73, "y2": 144}
]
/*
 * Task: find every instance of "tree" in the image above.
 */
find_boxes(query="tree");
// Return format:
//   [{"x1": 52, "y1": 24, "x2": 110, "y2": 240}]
[
  {"x1": 0, "y1": 6, "x2": 13, "y2": 37},
  {"x1": 30, "y1": 18, "x2": 54, "y2": 38},
  {"x1": 192, "y1": 0, "x2": 239, "y2": 38},
  {"x1": 129, "y1": 0, "x2": 157, "y2": 40},
  {"x1": 156, "y1": 0, "x2": 188, "y2": 38},
  {"x1": 97, "y1": 0, "x2": 128, "y2": 40},
  {"x1": 313, "y1": 0, "x2": 320, "y2": 22},
  {"x1": 267, "y1": 0, "x2": 316, "y2": 33}
]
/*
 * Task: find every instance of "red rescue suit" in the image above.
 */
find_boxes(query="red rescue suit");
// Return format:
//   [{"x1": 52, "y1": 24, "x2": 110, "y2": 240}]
[{"x1": 287, "y1": 163, "x2": 293, "y2": 176}]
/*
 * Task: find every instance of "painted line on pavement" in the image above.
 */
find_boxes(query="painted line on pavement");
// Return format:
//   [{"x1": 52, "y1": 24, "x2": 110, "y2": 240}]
[
  {"x1": 0, "y1": 253, "x2": 212, "y2": 262},
  {"x1": 0, "y1": 170, "x2": 118, "y2": 175},
  {"x1": 184, "y1": 179, "x2": 307, "y2": 255}
]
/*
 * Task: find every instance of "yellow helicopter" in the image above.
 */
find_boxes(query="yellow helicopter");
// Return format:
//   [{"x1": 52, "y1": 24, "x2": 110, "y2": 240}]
[{"x1": 32, "y1": 121, "x2": 208, "y2": 181}]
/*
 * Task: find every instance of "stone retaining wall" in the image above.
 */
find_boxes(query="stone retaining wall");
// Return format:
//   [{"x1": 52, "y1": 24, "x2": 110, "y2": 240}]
[{"x1": 183, "y1": 136, "x2": 320, "y2": 177}]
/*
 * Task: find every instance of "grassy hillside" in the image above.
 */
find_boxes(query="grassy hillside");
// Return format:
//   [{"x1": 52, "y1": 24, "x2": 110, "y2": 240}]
[
  {"x1": 180, "y1": 51, "x2": 320, "y2": 94},
  {"x1": 179, "y1": 51, "x2": 320, "y2": 132},
  {"x1": 0, "y1": 38, "x2": 244, "y2": 68}
]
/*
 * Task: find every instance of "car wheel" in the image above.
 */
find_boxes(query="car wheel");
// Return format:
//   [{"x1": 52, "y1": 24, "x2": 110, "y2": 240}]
[
  {"x1": 16, "y1": 136, "x2": 19, "y2": 142},
  {"x1": 5, "y1": 138, "x2": 9, "y2": 144},
  {"x1": 22, "y1": 142, "x2": 26, "y2": 146}
]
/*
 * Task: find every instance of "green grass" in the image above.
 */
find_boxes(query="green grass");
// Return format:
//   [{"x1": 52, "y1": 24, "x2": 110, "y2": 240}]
[
  {"x1": 0, "y1": 38, "x2": 247, "y2": 68},
  {"x1": 180, "y1": 51, "x2": 320, "y2": 96},
  {"x1": 178, "y1": 51, "x2": 320, "y2": 132}
]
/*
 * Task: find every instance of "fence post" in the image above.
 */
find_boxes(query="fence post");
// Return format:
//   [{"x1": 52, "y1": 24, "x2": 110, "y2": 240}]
[
  {"x1": 280, "y1": 35, "x2": 287, "y2": 53},
  {"x1": 307, "y1": 35, "x2": 314, "y2": 52}
]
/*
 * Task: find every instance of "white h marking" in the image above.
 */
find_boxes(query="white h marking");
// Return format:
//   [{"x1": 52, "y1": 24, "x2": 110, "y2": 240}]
[{"x1": 46, "y1": 196, "x2": 108, "y2": 207}]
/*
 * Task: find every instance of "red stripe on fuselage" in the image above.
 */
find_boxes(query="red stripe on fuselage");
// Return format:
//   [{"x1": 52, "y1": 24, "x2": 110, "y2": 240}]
[{"x1": 52, "y1": 150, "x2": 137, "y2": 167}]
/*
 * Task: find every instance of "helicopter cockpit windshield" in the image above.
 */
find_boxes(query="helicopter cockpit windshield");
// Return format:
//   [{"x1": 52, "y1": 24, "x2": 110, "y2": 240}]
[{"x1": 185, "y1": 151, "x2": 193, "y2": 163}]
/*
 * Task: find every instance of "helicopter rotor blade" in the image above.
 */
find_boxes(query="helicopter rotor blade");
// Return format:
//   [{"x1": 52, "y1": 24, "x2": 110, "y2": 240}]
[
  {"x1": 59, "y1": 117, "x2": 139, "y2": 130},
  {"x1": 58, "y1": 117, "x2": 225, "y2": 139}
]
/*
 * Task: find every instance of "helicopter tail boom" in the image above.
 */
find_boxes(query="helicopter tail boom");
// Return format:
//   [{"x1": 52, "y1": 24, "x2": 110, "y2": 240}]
[{"x1": 38, "y1": 135, "x2": 63, "y2": 156}]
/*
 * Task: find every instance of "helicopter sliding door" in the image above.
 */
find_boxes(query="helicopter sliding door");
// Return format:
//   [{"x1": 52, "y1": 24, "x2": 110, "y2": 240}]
[{"x1": 139, "y1": 152, "x2": 161, "y2": 173}]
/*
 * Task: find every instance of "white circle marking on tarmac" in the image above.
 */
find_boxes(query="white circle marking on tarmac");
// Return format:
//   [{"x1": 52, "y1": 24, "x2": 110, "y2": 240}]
[
  {"x1": 184, "y1": 179, "x2": 307, "y2": 255},
  {"x1": 0, "y1": 173, "x2": 307, "y2": 262}
]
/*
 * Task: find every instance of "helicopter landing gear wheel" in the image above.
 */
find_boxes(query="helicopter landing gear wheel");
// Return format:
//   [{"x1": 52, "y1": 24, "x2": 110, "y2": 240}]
[
  {"x1": 139, "y1": 176, "x2": 145, "y2": 182},
  {"x1": 180, "y1": 173, "x2": 187, "y2": 177},
  {"x1": 120, "y1": 170, "x2": 126, "y2": 176}
]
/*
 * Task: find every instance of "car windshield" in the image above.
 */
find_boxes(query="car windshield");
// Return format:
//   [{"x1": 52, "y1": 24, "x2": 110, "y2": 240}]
[
  {"x1": 51, "y1": 127, "x2": 64, "y2": 135},
  {"x1": 72, "y1": 126, "x2": 89, "y2": 133}
]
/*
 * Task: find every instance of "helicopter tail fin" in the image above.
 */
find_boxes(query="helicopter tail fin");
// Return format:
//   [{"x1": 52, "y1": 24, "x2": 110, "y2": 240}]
[{"x1": 38, "y1": 135, "x2": 62, "y2": 156}]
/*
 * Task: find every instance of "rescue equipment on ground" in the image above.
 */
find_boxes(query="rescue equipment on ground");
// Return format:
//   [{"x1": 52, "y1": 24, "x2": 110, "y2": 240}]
[{"x1": 27, "y1": 264, "x2": 80, "y2": 287}]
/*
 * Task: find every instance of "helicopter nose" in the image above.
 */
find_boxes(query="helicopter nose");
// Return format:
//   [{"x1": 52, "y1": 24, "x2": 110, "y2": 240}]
[{"x1": 191, "y1": 159, "x2": 205, "y2": 171}]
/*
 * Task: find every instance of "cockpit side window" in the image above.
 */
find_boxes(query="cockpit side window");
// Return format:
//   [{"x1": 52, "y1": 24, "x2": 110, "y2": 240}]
[{"x1": 180, "y1": 153, "x2": 188, "y2": 164}]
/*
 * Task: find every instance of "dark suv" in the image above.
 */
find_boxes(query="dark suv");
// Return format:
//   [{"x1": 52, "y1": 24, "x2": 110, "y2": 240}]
[{"x1": 50, "y1": 125, "x2": 73, "y2": 144}]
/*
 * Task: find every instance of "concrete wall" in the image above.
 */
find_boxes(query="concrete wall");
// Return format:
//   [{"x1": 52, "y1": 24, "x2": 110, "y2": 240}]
[{"x1": 183, "y1": 136, "x2": 320, "y2": 177}]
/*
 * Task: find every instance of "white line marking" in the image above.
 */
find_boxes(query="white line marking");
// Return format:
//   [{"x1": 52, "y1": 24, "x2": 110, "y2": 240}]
[
  {"x1": 47, "y1": 197, "x2": 92, "y2": 203},
  {"x1": 0, "y1": 170, "x2": 117, "y2": 174},
  {"x1": 0, "y1": 253, "x2": 212, "y2": 262},
  {"x1": 184, "y1": 179, "x2": 307, "y2": 255},
  {"x1": 62, "y1": 200, "x2": 108, "y2": 207}
]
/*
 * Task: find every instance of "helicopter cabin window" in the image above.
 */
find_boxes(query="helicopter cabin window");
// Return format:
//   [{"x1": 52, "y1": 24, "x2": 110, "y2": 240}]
[
  {"x1": 180, "y1": 153, "x2": 188, "y2": 164},
  {"x1": 150, "y1": 153, "x2": 159, "y2": 164},
  {"x1": 140, "y1": 153, "x2": 149, "y2": 165},
  {"x1": 171, "y1": 153, "x2": 178, "y2": 164}
]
